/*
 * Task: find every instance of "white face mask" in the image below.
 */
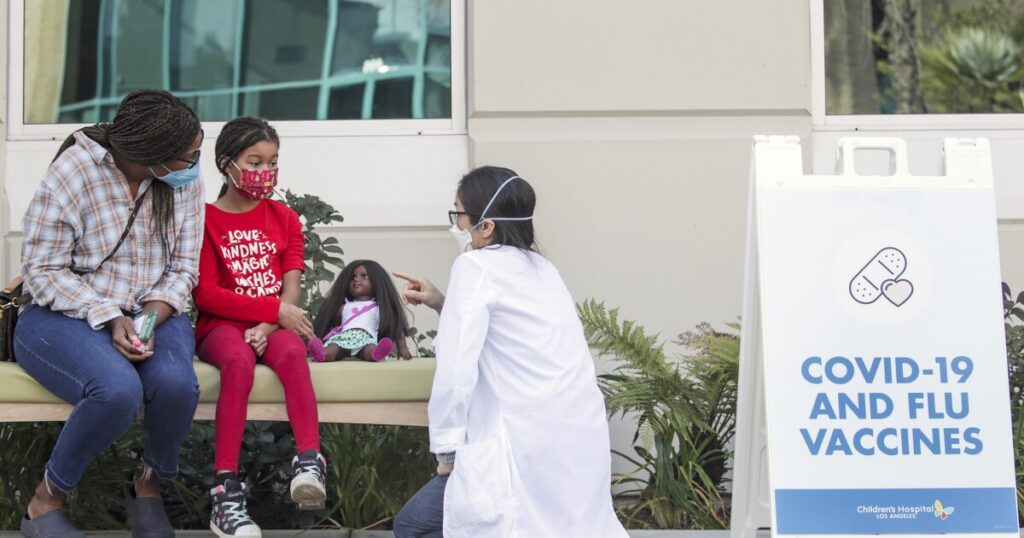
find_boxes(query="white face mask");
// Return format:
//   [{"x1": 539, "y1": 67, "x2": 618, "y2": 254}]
[
  {"x1": 449, "y1": 222, "x2": 474, "y2": 253},
  {"x1": 450, "y1": 175, "x2": 533, "y2": 254}
]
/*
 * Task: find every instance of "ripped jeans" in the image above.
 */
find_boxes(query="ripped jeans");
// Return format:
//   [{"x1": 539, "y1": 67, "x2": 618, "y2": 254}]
[{"x1": 13, "y1": 305, "x2": 199, "y2": 492}]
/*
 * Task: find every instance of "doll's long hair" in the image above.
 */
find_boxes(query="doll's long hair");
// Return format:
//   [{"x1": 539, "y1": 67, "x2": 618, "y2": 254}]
[{"x1": 314, "y1": 260, "x2": 409, "y2": 343}]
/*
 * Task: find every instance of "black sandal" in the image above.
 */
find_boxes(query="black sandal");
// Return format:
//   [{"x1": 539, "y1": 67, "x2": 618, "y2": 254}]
[
  {"x1": 126, "y1": 494, "x2": 175, "y2": 538},
  {"x1": 127, "y1": 465, "x2": 175, "y2": 538},
  {"x1": 20, "y1": 510, "x2": 84, "y2": 538}
]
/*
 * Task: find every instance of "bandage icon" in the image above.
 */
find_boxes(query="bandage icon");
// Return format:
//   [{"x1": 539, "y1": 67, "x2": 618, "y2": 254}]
[{"x1": 849, "y1": 247, "x2": 914, "y2": 307}]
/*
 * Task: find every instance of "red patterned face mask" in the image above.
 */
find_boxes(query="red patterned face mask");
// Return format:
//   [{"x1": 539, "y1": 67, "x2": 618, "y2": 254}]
[{"x1": 230, "y1": 161, "x2": 278, "y2": 200}]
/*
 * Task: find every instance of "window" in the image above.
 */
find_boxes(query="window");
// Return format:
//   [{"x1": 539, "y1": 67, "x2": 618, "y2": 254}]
[
  {"x1": 23, "y1": 0, "x2": 453, "y2": 124},
  {"x1": 820, "y1": 0, "x2": 1024, "y2": 117}
]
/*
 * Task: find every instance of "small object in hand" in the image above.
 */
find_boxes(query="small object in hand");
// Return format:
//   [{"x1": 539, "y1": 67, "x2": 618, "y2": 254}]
[
  {"x1": 131, "y1": 337, "x2": 146, "y2": 353},
  {"x1": 133, "y1": 312, "x2": 157, "y2": 343},
  {"x1": 308, "y1": 337, "x2": 326, "y2": 362}
]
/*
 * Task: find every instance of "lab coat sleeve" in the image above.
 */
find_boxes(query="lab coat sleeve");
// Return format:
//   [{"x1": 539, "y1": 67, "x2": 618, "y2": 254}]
[{"x1": 428, "y1": 254, "x2": 496, "y2": 454}]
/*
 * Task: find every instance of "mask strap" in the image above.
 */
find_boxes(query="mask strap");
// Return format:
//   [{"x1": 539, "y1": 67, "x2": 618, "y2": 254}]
[
  {"x1": 147, "y1": 164, "x2": 173, "y2": 178},
  {"x1": 479, "y1": 176, "x2": 519, "y2": 220},
  {"x1": 477, "y1": 175, "x2": 534, "y2": 223}
]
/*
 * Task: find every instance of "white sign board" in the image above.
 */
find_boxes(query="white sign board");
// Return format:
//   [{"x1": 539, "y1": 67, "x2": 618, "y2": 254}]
[{"x1": 731, "y1": 136, "x2": 1019, "y2": 537}]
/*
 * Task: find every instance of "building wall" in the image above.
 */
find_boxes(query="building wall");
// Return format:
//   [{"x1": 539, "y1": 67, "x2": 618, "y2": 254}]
[
  {"x1": 468, "y1": 0, "x2": 812, "y2": 346},
  {"x1": 465, "y1": 0, "x2": 813, "y2": 481},
  {"x1": 0, "y1": 1, "x2": 8, "y2": 281}
]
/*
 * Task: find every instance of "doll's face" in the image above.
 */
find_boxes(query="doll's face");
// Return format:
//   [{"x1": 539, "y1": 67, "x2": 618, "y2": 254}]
[{"x1": 349, "y1": 265, "x2": 373, "y2": 301}]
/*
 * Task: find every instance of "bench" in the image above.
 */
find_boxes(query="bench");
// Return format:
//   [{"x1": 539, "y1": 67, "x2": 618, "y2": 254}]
[{"x1": 0, "y1": 358, "x2": 436, "y2": 427}]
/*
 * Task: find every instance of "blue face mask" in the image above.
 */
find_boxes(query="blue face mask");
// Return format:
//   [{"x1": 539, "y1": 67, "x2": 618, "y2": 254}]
[{"x1": 149, "y1": 163, "x2": 200, "y2": 189}]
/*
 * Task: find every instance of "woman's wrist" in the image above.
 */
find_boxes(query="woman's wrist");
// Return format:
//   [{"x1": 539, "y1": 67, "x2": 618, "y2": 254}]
[
  {"x1": 429, "y1": 294, "x2": 446, "y2": 314},
  {"x1": 435, "y1": 451, "x2": 456, "y2": 466}
]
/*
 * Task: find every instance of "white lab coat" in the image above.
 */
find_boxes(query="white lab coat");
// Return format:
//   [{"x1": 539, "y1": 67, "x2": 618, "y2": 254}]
[{"x1": 429, "y1": 246, "x2": 627, "y2": 538}]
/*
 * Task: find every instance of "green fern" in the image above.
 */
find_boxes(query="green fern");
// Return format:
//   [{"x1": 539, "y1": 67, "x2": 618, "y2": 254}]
[{"x1": 578, "y1": 299, "x2": 739, "y2": 529}]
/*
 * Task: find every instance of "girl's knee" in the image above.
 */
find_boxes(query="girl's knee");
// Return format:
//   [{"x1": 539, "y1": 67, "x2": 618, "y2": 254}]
[
  {"x1": 265, "y1": 333, "x2": 312, "y2": 366},
  {"x1": 212, "y1": 353, "x2": 257, "y2": 391},
  {"x1": 268, "y1": 329, "x2": 306, "y2": 350}
]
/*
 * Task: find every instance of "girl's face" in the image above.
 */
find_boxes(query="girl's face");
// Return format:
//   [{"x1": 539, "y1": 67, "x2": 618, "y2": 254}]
[
  {"x1": 225, "y1": 139, "x2": 279, "y2": 190},
  {"x1": 349, "y1": 265, "x2": 373, "y2": 301}
]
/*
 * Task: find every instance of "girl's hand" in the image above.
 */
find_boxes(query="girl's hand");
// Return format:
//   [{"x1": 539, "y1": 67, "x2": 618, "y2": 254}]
[
  {"x1": 245, "y1": 326, "x2": 268, "y2": 356},
  {"x1": 278, "y1": 302, "x2": 315, "y2": 339},
  {"x1": 436, "y1": 462, "x2": 453, "y2": 476},
  {"x1": 392, "y1": 271, "x2": 445, "y2": 313},
  {"x1": 256, "y1": 322, "x2": 279, "y2": 337}
]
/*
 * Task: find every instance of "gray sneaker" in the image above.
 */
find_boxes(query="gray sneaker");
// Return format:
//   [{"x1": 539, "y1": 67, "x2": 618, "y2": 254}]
[{"x1": 290, "y1": 450, "x2": 327, "y2": 510}]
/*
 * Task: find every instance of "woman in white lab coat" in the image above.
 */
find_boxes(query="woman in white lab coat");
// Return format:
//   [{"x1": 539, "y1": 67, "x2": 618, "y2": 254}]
[{"x1": 392, "y1": 166, "x2": 627, "y2": 538}]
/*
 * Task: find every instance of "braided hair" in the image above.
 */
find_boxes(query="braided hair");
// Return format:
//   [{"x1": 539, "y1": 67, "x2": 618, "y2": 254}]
[
  {"x1": 214, "y1": 116, "x2": 280, "y2": 198},
  {"x1": 53, "y1": 89, "x2": 201, "y2": 253}
]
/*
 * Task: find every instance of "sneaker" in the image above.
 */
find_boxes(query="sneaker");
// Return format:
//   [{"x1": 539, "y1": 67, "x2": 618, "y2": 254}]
[
  {"x1": 209, "y1": 479, "x2": 261, "y2": 537},
  {"x1": 290, "y1": 450, "x2": 327, "y2": 510}
]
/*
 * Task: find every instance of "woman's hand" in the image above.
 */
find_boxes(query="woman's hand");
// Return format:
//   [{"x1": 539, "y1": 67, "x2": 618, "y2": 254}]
[
  {"x1": 278, "y1": 302, "x2": 315, "y2": 339},
  {"x1": 245, "y1": 326, "x2": 269, "y2": 356},
  {"x1": 393, "y1": 272, "x2": 445, "y2": 314},
  {"x1": 436, "y1": 462, "x2": 454, "y2": 476},
  {"x1": 108, "y1": 316, "x2": 153, "y2": 362}
]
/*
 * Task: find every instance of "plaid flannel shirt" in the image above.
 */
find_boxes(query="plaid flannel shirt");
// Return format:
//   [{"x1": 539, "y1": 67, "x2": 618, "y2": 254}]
[{"x1": 21, "y1": 131, "x2": 204, "y2": 329}]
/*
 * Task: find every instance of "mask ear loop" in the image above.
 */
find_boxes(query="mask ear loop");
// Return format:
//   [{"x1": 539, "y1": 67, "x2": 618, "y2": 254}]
[{"x1": 223, "y1": 160, "x2": 243, "y2": 190}]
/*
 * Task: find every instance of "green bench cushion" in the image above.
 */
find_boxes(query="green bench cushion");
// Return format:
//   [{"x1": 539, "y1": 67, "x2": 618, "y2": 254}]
[{"x1": 0, "y1": 358, "x2": 435, "y2": 404}]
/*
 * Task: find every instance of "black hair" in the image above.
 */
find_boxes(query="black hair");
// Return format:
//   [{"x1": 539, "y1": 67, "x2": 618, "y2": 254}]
[
  {"x1": 314, "y1": 260, "x2": 409, "y2": 344},
  {"x1": 458, "y1": 165, "x2": 537, "y2": 252},
  {"x1": 214, "y1": 116, "x2": 280, "y2": 198},
  {"x1": 53, "y1": 89, "x2": 200, "y2": 253}
]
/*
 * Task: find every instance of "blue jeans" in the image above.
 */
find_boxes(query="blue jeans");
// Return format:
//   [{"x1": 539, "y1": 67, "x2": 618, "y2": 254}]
[
  {"x1": 13, "y1": 305, "x2": 199, "y2": 492},
  {"x1": 394, "y1": 474, "x2": 448, "y2": 538}
]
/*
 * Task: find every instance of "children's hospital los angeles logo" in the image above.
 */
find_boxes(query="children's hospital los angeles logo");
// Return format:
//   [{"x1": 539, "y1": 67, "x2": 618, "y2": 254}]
[
  {"x1": 933, "y1": 499, "x2": 955, "y2": 520},
  {"x1": 856, "y1": 499, "x2": 955, "y2": 522},
  {"x1": 849, "y1": 247, "x2": 914, "y2": 307}
]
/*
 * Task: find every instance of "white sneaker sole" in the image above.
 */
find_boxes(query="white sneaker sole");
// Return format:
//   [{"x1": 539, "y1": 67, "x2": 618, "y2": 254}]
[
  {"x1": 210, "y1": 521, "x2": 262, "y2": 538},
  {"x1": 290, "y1": 474, "x2": 326, "y2": 510}
]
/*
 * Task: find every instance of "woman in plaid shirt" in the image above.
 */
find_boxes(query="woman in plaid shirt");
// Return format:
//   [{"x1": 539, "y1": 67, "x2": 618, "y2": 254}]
[{"x1": 14, "y1": 90, "x2": 205, "y2": 538}]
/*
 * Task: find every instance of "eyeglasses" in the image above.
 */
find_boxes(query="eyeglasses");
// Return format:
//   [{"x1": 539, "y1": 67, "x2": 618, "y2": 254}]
[
  {"x1": 174, "y1": 129, "x2": 205, "y2": 169},
  {"x1": 175, "y1": 149, "x2": 202, "y2": 169},
  {"x1": 448, "y1": 210, "x2": 470, "y2": 225}
]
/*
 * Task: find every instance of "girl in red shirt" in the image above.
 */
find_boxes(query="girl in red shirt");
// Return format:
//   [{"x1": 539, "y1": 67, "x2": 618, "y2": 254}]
[{"x1": 193, "y1": 117, "x2": 323, "y2": 538}]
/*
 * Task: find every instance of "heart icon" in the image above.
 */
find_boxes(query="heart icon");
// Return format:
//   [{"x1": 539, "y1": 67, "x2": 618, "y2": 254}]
[{"x1": 881, "y1": 279, "x2": 913, "y2": 307}]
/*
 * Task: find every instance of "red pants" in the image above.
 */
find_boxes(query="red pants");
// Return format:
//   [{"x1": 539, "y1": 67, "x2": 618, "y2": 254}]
[{"x1": 197, "y1": 325, "x2": 320, "y2": 472}]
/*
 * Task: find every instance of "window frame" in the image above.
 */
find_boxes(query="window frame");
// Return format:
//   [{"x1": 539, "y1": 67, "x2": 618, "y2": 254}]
[
  {"x1": 810, "y1": 0, "x2": 1024, "y2": 132},
  {"x1": 7, "y1": 0, "x2": 467, "y2": 140}
]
